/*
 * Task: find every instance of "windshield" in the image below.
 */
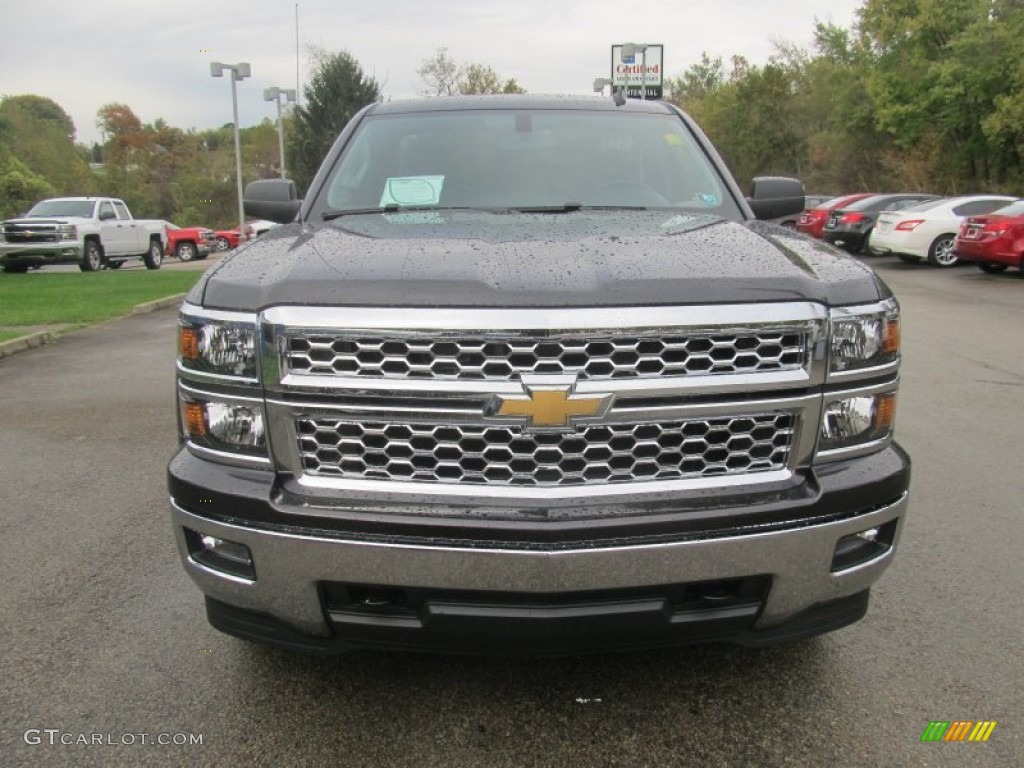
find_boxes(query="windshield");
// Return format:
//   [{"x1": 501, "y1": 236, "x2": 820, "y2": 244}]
[
  {"x1": 26, "y1": 200, "x2": 96, "y2": 218},
  {"x1": 320, "y1": 109, "x2": 739, "y2": 219}
]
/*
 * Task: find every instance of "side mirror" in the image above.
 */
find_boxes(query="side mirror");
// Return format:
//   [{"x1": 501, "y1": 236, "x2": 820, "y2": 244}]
[
  {"x1": 747, "y1": 176, "x2": 805, "y2": 220},
  {"x1": 99, "y1": 209, "x2": 117, "y2": 221},
  {"x1": 243, "y1": 179, "x2": 301, "y2": 224}
]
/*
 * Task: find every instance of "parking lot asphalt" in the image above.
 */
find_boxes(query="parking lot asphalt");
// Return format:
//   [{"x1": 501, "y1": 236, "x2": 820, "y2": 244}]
[{"x1": 0, "y1": 257, "x2": 1020, "y2": 767}]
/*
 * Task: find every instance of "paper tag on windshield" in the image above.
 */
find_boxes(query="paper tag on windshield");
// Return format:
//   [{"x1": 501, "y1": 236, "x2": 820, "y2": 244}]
[{"x1": 380, "y1": 176, "x2": 445, "y2": 207}]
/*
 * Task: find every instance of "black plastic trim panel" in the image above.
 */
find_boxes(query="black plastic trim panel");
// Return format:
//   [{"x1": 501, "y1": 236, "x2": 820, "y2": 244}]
[{"x1": 168, "y1": 444, "x2": 910, "y2": 549}]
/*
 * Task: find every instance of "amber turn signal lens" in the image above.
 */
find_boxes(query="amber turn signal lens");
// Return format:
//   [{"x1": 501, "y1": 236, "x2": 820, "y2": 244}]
[
  {"x1": 180, "y1": 327, "x2": 200, "y2": 360},
  {"x1": 184, "y1": 402, "x2": 206, "y2": 437},
  {"x1": 875, "y1": 393, "x2": 896, "y2": 431},
  {"x1": 883, "y1": 320, "x2": 900, "y2": 354}
]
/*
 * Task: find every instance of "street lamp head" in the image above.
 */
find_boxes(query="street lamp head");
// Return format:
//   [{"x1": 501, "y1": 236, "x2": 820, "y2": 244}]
[
  {"x1": 210, "y1": 62, "x2": 225, "y2": 77},
  {"x1": 283, "y1": 89, "x2": 297, "y2": 103},
  {"x1": 235, "y1": 62, "x2": 251, "y2": 80},
  {"x1": 263, "y1": 87, "x2": 281, "y2": 101},
  {"x1": 593, "y1": 77, "x2": 613, "y2": 93},
  {"x1": 621, "y1": 43, "x2": 647, "y2": 62}
]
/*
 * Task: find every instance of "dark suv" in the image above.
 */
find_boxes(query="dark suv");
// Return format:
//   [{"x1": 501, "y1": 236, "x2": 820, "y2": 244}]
[
  {"x1": 169, "y1": 96, "x2": 909, "y2": 655},
  {"x1": 822, "y1": 193, "x2": 940, "y2": 253}
]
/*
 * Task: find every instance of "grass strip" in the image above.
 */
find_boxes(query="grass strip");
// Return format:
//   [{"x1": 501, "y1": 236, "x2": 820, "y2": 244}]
[{"x1": 0, "y1": 271, "x2": 201, "y2": 326}]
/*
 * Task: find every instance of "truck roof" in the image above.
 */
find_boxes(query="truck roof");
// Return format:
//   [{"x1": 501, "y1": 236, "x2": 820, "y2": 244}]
[
  {"x1": 41, "y1": 196, "x2": 121, "y2": 203},
  {"x1": 366, "y1": 94, "x2": 675, "y2": 117}
]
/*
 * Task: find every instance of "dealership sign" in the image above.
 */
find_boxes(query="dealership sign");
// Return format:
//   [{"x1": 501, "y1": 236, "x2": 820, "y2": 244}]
[{"x1": 610, "y1": 44, "x2": 664, "y2": 99}]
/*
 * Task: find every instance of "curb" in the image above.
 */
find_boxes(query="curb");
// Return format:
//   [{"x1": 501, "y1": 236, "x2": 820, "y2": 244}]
[
  {"x1": 0, "y1": 330, "x2": 59, "y2": 359},
  {"x1": 0, "y1": 293, "x2": 187, "y2": 360},
  {"x1": 131, "y1": 293, "x2": 187, "y2": 315}
]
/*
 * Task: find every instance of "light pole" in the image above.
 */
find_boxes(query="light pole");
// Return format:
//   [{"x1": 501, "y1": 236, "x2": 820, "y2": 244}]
[
  {"x1": 210, "y1": 61, "x2": 251, "y2": 245},
  {"x1": 263, "y1": 87, "x2": 296, "y2": 178}
]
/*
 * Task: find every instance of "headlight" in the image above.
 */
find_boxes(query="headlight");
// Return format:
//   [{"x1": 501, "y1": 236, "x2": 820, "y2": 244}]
[
  {"x1": 179, "y1": 308, "x2": 259, "y2": 381},
  {"x1": 817, "y1": 390, "x2": 897, "y2": 456},
  {"x1": 829, "y1": 299, "x2": 899, "y2": 376},
  {"x1": 180, "y1": 394, "x2": 267, "y2": 458},
  {"x1": 57, "y1": 224, "x2": 77, "y2": 242}
]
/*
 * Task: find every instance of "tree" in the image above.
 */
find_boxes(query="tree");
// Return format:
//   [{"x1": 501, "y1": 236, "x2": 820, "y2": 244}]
[
  {"x1": 0, "y1": 158, "x2": 55, "y2": 218},
  {"x1": 418, "y1": 47, "x2": 461, "y2": 96},
  {"x1": 665, "y1": 53, "x2": 724, "y2": 105},
  {"x1": 461, "y1": 63, "x2": 525, "y2": 95},
  {"x1": 0, "y1": 95, "x2": 95, "y2": 202},
  {"x1": 856, "y1": 0, "x2": 1015, "y2": 190},
  {"x1": 289, "y1": 48, "x2": 382, "y2": 194},
  {"x1": 418, "y1": 48, "x2": 525, "y2": 96}
]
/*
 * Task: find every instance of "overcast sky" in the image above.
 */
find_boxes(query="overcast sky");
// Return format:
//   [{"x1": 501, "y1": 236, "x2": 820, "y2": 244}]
[{"x1": 1, "y1": 1, "x2": 863, "y2": 147}]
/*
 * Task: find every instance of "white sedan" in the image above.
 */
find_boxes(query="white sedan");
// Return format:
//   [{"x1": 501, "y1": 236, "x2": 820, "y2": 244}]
[{"x1": 867, "y1": 195, "x2": 1016, "y2": 267}]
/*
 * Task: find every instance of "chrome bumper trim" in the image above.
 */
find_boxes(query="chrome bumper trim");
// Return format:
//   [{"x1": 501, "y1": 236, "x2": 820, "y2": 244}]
[{"x1": 171, "y1": 492, "x2": 907, "y2": 637}]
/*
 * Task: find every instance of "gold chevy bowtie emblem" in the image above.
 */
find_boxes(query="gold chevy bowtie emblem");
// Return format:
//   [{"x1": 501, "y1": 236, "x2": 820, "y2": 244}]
[{"x1": 494, "y1": 383, "x2": 611, "y2": 429}]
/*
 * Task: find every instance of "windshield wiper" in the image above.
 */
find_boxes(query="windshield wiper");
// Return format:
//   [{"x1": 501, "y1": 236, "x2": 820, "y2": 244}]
[
  {"x1": 508, "y1": 203, "x2": 583, "y2": 213},
  {"x1": 508, "y1": 204, "x2": 655, "y2": 213},
  {"x1": 322, "y1": 205, "x2": 498, "y2": 221}
]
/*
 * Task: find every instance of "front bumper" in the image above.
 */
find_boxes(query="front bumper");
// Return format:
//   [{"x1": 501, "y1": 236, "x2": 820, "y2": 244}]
[
  {"x1": 169, "y1": 444, "x2": 910, "y2": 654},
  {"x1": 0, "y1": 242, "x2": 81, "y2": 266}
]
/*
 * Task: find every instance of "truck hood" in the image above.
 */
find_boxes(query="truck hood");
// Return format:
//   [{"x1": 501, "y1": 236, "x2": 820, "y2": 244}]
[{"x1": 195, "y1": 210, "x2": 888, "y2": 311}]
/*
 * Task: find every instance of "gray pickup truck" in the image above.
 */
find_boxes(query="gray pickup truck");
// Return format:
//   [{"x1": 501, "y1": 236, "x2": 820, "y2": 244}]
[
  {"x1": 168, "y1": 96, "x2": 909, "y2": 655},
  {"x1": 0, "y1": 196, "x2": 166, "y2": 272}
]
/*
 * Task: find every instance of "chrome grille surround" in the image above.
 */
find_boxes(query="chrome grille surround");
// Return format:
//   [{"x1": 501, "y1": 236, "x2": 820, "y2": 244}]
[
  {"x1": 259, "y1": 304, "x2": 829, "y2": 500},
  {"x1": 297, "y1": 413, "x2": 795, "y2": 487}
]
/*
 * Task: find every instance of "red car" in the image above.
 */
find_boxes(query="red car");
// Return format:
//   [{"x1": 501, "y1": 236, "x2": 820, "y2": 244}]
[
  {"x1": 795, "y1": 193, "x2": 877, "y2": 239},
  {"x1": 213, "y1": 228, "x2": 241, "y2": 252},
  {"x1": 213, "y1": 219, "x2": 279, "y2": 251},
  {"x1": 954, "y1": 200, "x2": 1024, "y2": 273},
  {"x1": 165, "y1": 223, "x2": 216, "y2": 262}
]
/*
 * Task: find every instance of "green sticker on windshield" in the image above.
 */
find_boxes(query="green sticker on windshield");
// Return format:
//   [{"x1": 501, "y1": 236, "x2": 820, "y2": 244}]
[{"x1": 380, "y1": 176, "x2": 445, "y2": 207}]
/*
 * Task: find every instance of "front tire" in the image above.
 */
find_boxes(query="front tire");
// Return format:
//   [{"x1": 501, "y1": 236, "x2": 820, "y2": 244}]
[
  {"x1": 143, "y1": 240, "x2": 163, "y2": 270},
  {"x1": 215, "y1": 237, "x2": 231, "y2": 252},
  {"x1": 3, "y1": 264, "x2": 30, "y2": 274},
  {"x1": 977, "y1": 263, "x2": 1009, "y2": 274},
  {"x1": 175, "y1": 242, "x2": 197, "y2": 262},
  {"x1": 80, "y1": 240, "x2": 103, "y2": 272},
  {"x1": 927, "y1": 234, "x2": 958, "y2": 267}
]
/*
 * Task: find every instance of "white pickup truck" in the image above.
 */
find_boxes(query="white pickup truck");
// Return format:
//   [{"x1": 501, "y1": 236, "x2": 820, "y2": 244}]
[{"x1": 0, "y1": 196, "x2": 167, "y2": 273}]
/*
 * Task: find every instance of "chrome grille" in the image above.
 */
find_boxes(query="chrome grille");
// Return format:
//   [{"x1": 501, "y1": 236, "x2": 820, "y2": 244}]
[
  {"x1": 285, "y1": 331, "x2": 807, "y2": 381},
  {"x1": 2, "y1": 225, "x2": 58, "y2": 243},
  {"x1": 297, "y1": 413, "x2": 795, "y2": 487}
]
